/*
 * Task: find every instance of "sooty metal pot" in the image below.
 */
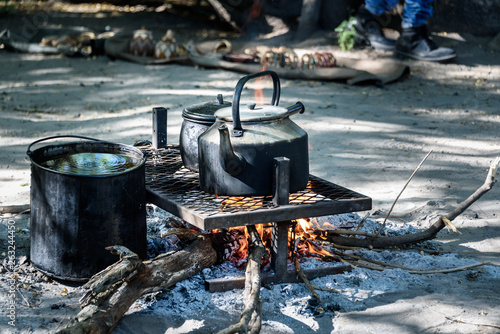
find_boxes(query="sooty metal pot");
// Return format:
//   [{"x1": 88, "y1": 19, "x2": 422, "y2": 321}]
[
  {"x1": 27, "y1": 135, "x2": 147, "y2": 281},
  {"x1": 179, "y1": 94, "x2": 231, "y2": 171},
  {"x1": 198, "y1": 70, "x2": 309, "y2": 196}
]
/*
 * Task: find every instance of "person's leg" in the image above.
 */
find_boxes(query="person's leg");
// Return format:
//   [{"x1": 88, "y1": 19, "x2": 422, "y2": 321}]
[
  {"x1": 395, "y1": 0, "x2": 456, "y2": 61},
  {"x1": 365, "y1": 0, "x2": 401, "y2": 17},
  {"x1": 401, "y1": 0, "x2": 433, "y2": 28},
  {"x1": 354, "y1": 0, "x2": 400, "y2": 50}
]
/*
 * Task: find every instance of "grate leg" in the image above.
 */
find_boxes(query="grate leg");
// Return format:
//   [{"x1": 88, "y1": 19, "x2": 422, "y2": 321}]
[
  {"x1": 152, "y1": 107, "x2": 168, "y2": 149},
  {"x1": 272, "y1": 157, "x2": 290, "y2": 206},
  {"x1": 271, "y1": 220, "x2": 291, "y2": 281}
]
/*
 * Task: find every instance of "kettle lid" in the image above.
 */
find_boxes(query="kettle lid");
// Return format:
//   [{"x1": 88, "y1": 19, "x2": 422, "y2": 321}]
[{"x1": 215, "y1": 103, "x2": 288, "y2": 122}]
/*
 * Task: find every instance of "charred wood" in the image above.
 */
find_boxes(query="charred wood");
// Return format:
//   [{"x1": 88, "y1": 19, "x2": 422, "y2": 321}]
[
  {"x1": 217, "y1": 225, "x2": 267, "y2": 334},
  {"x1": 57, "y1": 236, "x2": 217, "y2": 334}
]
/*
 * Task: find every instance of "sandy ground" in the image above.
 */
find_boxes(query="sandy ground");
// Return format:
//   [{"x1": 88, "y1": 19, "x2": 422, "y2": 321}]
[{"x1": 1, "y1": 7, "x2": 500, "y2": 334}]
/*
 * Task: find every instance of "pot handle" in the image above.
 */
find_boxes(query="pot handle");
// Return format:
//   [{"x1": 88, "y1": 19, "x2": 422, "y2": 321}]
[
  {"x1": 26, "y1": 135, "x2": 106, "y2": 157},
  {"x1": 231, "y1": 70, "x2": 280, "y2": 137}
]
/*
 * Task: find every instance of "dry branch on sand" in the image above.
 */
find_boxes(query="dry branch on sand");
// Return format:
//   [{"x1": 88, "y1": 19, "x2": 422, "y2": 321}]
[{"x1": 327, "y1": 157, "x2": 499, "y2": 249}]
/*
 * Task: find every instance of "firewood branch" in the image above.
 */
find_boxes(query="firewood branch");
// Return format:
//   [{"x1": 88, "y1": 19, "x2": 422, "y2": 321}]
[
  {"x1": 217, "y1": 225, "x2": 267, "y2": 334},
  {"x1": 373, "y1": 150, "x2": 433, "y2": 239},
  {"x1": 327, "y1": 157, "x2": 499, "y2": 249},
  {"x1": 294, "y1": 257, "x2": 322, "y2": 302},
  {"x1": 445, "y1": 156, "x2": 499, "y2": 221},
  {"x1": 332, "y1": 248, "x2": 491, "y2": 273},
  {"x1": 292, "y1": 236, "x2": 341, "y2": 301},
  {"x1": 57, "y1": 235, "x2": 217, "y2": 334}
]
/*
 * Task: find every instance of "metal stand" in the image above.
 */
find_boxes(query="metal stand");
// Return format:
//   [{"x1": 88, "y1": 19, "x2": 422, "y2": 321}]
[
  {"x1": 149, "y1": 108, "x2": 360, "y2": 292},
  {"x1": 205, "y1": 156, "x2": 351, "y2": 292}
]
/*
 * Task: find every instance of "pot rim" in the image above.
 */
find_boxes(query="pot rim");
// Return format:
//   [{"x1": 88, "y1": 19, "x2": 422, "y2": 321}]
[
  {"x1": 181, "y1": 111, "x2": 217, "y2": 125},
  {"x1": 27, "y1": 137, "x2": 146, "y2": 178},
  {"x1": 181, "y1": 94, "x2": 231, "y2": 124}
]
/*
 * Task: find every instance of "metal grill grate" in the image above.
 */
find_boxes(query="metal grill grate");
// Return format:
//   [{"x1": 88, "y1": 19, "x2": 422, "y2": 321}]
[{"x1": 142, "y1": 145, "x2": 371, "y2": 230}]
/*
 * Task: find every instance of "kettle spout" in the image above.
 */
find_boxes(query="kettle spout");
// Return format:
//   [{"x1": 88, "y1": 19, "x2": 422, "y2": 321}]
[{"x1": 219, "y1": 124, "x2": 246, "y2": 176}]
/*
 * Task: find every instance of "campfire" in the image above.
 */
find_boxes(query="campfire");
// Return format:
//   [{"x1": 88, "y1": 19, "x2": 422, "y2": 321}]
[
  {"x1": 211, "y1": 217, "x2": 338, "y2": 271},
  {"x1": 293, "y1": 218, "x2": 338, "y2": 260}
]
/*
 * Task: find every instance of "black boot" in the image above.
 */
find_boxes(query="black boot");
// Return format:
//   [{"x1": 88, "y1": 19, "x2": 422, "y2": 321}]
[
  {"x1": 395, "y1": 25, "x2": 456, "y2": 62},
  {"x1": 354, "y1": 5, "x2": 395, "y2": 51}
]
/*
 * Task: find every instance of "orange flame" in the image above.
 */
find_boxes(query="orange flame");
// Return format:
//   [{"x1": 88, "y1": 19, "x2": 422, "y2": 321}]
[
  {"x1": 214, "y1": 217, "x2": 338, "y2": 268},
  {"x1": 304, "y1": 239, "x2": 336, "y2": 259},
  {"x1": 296, "y1": 218, "x2": 323, "y2": 234},
  {"x1": 254, "y1": 64, "x2": 266, "y2": 104},
  {"x1": 297, "y1": 218, "x2": 311, "y2": 233},
  {"x1": 292, "y1": 218, "x2": 336, "y2": 259}
]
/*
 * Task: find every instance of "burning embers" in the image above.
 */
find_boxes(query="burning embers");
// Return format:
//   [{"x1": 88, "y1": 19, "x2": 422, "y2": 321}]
[
  {"x1": 211, "y1": 224, "x2": 270, "y2": 269},
  {"x1": 212, "y1": 218, "x2": 339, "y2": 270},
  {"x1": 293, "y1": 218, "x2": 338, "y2": 261},
  {"x1": 214, "y1": 181, "x2": 329, "y2": 213},
  {"x1": 216, "y1": 196, "x2": 265, "y2": 212}
]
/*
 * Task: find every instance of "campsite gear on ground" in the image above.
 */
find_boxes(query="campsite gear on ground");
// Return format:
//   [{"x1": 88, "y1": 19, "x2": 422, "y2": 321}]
[
  {"x1": 129, "y1": 28, "x2": 155, "y2": 57},
  {"x1": 154, "y1": 30, "x2": 176, "y2": 60}
]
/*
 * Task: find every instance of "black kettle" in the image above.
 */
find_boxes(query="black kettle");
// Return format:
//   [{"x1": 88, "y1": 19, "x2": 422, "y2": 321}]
[{"x1": 198, "y1": 71, "x2": 309, "y2": 196}]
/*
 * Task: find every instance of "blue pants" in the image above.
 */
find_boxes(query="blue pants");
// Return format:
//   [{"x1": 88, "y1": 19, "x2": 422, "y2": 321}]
[{"x1": 365, "y1": 0, "x2": 434, "y2": 29}]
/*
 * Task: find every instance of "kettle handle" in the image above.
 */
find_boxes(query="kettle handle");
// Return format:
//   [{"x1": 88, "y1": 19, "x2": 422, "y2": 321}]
[{"x1": 231, "y1": 70, "x2": 280, "y2": 137}]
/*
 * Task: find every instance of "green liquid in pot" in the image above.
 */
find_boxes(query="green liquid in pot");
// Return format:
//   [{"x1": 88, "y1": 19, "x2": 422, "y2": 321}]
[{"x1": 40, "y1": 152, "x2": 141, "y2": 176}]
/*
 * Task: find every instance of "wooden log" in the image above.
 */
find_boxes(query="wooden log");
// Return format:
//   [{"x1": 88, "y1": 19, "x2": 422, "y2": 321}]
[
  {"x1": 57, "y1": 235, "x2": 217, "y2": 334},
  {"x1": 217, "y1": 225, "x2": 267, "y2": 334}
]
